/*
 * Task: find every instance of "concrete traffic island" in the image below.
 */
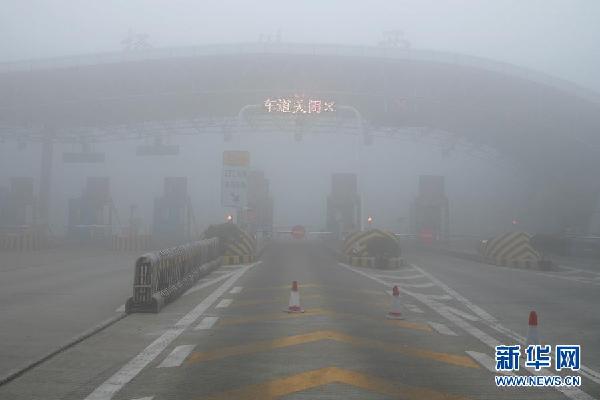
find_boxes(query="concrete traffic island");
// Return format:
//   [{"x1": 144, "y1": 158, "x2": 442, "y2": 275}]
[{"x1": 340, "y1": 229, "x2": 407, "y2": 269}]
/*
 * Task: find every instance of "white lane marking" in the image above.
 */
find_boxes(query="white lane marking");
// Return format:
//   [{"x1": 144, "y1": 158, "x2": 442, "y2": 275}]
[
  {"x1": 115, "y1": 304, "x2": 125, "y2": 313},
  {"x1": 373, "y1": 273, "x2": 423, "y2": 280},
  {"x1": 131, "y1": 397, "x2": 154, "y2": 400},
  {"x1": 442, "y1": 305, "x2": 479, "y2": 321},
  {"x1": 428, "y1": 321, "x2": 457, "y2": 336},
  {"x1": 405, "y1": 304, "x2": 424, "y2": 313},
  {"x1": 194, "y1": 316, "x2": 219, "y2": 330},
  {"x1": 229, "y1": 286, "x2": 243, "y2": 294},
  {"x1": 411, "y1": 263, "x2": 600, "y2": 387},
  {"x1": 221, "y1": 264, "x2": 244, "y2": 268},
  {"x1": 422, "y1": 294, "x2": 453, "y2": 301},
  {"x1": 183, "y1": 271, "x2": 235, "y2": 296},
  {"x1": 338, "y1": 263, "x2": 599, "y2": 400},
  {"x1": 84, "y1": 262, "x2": 258, "y2": 400},
  {"x1": 397, "y1": 282, "x2": 435, "y2": 288},
  {"x1": 216, "y1": 299, "x2": 233, "y2": 308},
  {"x1": 466, "y1": 351, "x2": 513, "y2": 375},
  {"x1": 157, "y1": 345, "x2": 196, "y2": 368}
]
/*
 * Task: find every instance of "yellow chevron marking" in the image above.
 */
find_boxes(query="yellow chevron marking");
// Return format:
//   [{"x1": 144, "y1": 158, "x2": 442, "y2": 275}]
[
  {"x1": 186, "y1": 330, "x2": 479, "y2": 368},
  {"x1": 200, "y1": 366, "x2": 470, "y2": 400}
]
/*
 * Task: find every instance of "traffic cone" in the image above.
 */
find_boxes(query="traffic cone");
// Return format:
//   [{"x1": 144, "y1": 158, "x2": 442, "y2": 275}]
[
  {"x1": 387, "y1": 285, "x2": 403, "y2": 320},
  {"x1": 285, "y1": 281, "x2": 304, "y2": 313},
  {"x1": 526, "y1": 310, "x2": 539, "y2": 347}
]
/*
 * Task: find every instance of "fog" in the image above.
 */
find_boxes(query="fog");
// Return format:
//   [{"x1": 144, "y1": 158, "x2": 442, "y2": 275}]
[
  {"x1": 1, "y1": 1, "x2": 600, "y2": 239},
  {"x1": 3, "y1": 1, "x2": 600, "y2": 91},
  {"x1": 2, "y1": 5, "x2": 600, "y2": 399}
]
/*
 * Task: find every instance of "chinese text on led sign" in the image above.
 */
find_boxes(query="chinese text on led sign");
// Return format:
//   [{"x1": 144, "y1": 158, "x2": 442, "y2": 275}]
[{"x1": 264, "y1": 97, "x2": 336, "y2": 114}]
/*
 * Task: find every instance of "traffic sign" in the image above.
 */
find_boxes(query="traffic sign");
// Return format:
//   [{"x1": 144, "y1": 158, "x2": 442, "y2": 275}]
[
  {"x1": 221, "y1": 151, "x2": 250, "y2": 208},
  {"x1": 291, "y1": 225, "x2": 306, "y2": 239}
]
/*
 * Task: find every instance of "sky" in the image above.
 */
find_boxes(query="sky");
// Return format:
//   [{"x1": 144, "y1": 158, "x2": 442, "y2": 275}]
[{"x1": 2, "y1": 0, "x2": 600, "y2": 92}]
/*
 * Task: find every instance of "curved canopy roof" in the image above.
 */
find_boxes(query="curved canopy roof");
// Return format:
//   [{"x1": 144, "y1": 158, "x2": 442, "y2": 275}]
[
  {"x1": 1, "y1": 43, "x2": 599, "y2": 171},
  {"x1": 1, "y1": 43, "x2": 599, "y2": 231}
]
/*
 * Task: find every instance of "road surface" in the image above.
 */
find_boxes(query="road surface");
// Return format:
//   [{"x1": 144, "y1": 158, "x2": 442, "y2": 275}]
[
  {"x1": 0, "y1": 241, "x2": 598, "y2": 399},
  {"x1": 0, "y1": 246, "x2": 136, "y2": 378}
]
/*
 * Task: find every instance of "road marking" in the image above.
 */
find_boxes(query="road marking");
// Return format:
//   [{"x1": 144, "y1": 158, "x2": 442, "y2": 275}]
[
  {"x1": 131, "y1": 397, "x2": 154, "y2": 400},
  {"x1": 466, "y1": 351, "x2": 513, "y2": 375},
  {"x1": 409, "y1": 263, "x2": 600, "y2": 394},
  {"x1": 183, "y1": 272, "x2": 235, "y2": 296},
  {"x1": 194, "y1": 316, "x2": 219, "y2": 330},
  {"x1": 201, "y1": 366, "x2": 467, "y2": 400},
  {"x1": 158, "y1": 345, "x2": 196, "y2": 368},
  {"x1": 373, "y1": 273, "x2": 424, "y2": 280},
  {"x1": 186, "y1": 330, "x2": 479, "y2": 368},
  {"x1": 83, "y1": 262, "x2": 257, "y2": 400},
  {"x1": 428, "y1": 322, "x2": 458, "y2": 336},
  {"x1": 115, "y1": 304, "x2": 125, "y2": 313},
  {"x1": 216, "y1": 299, "x2": 233, "y2": 308},
  {"x1": 423, "y1": 294, "x2": 453, "y2": 301},
  {"x1": 443, "y1": 305, "x2": 479, "y2": 321},
  {"x1": 229, "y1": 286, "x2": 243, "y2": 294},
  {"x1": 405, "y1": 304, "x2": 424, "y2": 313},
  {"x1": 338, "y1": 262, "x2": 599, "y2": 400},
  {"x1": 397, "y1": 282, "x2": 435, "y2": 288}
]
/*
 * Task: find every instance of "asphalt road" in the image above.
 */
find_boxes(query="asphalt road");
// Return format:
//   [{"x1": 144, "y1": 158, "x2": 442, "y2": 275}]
[
  {"x1": 0, "y1": 246, "x2": 136, "y2": 379},
  {"x1": 1, "y1": 240, "x2": 599, "y2": 399}
]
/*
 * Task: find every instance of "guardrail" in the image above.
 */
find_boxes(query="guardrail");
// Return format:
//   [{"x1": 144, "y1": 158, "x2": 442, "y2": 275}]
[{"x1": 126, "y1": 237, "x2": 220, "y2": 313}]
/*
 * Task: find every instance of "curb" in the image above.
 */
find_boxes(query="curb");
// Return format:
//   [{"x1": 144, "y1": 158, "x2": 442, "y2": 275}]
[{"x1": 0, "y1": 312, "x2": 127, "y2": 387}]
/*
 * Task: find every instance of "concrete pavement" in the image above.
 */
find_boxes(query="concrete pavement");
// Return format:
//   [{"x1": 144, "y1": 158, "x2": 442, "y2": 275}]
[
  {"x1": 0, "y1": 246, "x2": 137, "y2": 378},
  {"x1": 1, "y1": 241, "x2": 598, "y2": 399}
]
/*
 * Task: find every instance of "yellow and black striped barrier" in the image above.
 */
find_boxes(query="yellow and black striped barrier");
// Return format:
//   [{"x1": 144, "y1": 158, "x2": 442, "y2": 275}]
[
  {"x1": 343, "y1": 229, "x2": 399, "y2": 257},
  {"x1": 347, "y1": 256, "x2": 376, "y2": 268},
  {"x1": 478, "y1": 231, "x2": 551, "y2": 270},
  {"x1": 222, "y1": 229, "x2": 256, "y2": 265},
  {"x1": 341, "y1": 229, "x2": 405, "y2": 269}
]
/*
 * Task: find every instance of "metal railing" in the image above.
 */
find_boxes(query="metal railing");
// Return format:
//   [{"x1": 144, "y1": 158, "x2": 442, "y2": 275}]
[{"x1": 127, "y1": 237, "x2": 220, "y2": 313}]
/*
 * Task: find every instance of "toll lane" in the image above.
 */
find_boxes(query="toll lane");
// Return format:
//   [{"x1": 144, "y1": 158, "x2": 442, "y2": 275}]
[{"x1": 1, "y1": 241, "x2": 597, "y2": 399}]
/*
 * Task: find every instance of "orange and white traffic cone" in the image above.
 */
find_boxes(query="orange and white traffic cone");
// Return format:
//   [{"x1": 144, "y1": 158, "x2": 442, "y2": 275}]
[
  {"x1": 285, "y1": 281, "x2": 304, "y2": 313},
  {"x1": 526, "y1": 310, "x2": 539, "y2": 347},
  {"x1": 387, "y1": 285, "x2": 403, "y2": 320}
]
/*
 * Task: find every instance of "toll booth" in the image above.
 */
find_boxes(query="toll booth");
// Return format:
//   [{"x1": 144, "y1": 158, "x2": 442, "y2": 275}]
[
  {"x1": 153, "y1": 177, "x2": 194, "y2": 246},
  {"x1": 240, "y1": 170, "x2": 274, "y2": 235},
  {"x1": 67, "y1": 177, "x2": 114, "y2": 242},
  {"x1": 0, "y1": 177, "x2": 36, "y2": 228},
  {"x1": 0, "y1": 178, "x2": 47, "y2": 251},
  {"x1": 326, "y1": 173, "x2": 361, "y2": 239},
  {"x1": 410, "y1": 175, "x2": 449, "y2": 242}
]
